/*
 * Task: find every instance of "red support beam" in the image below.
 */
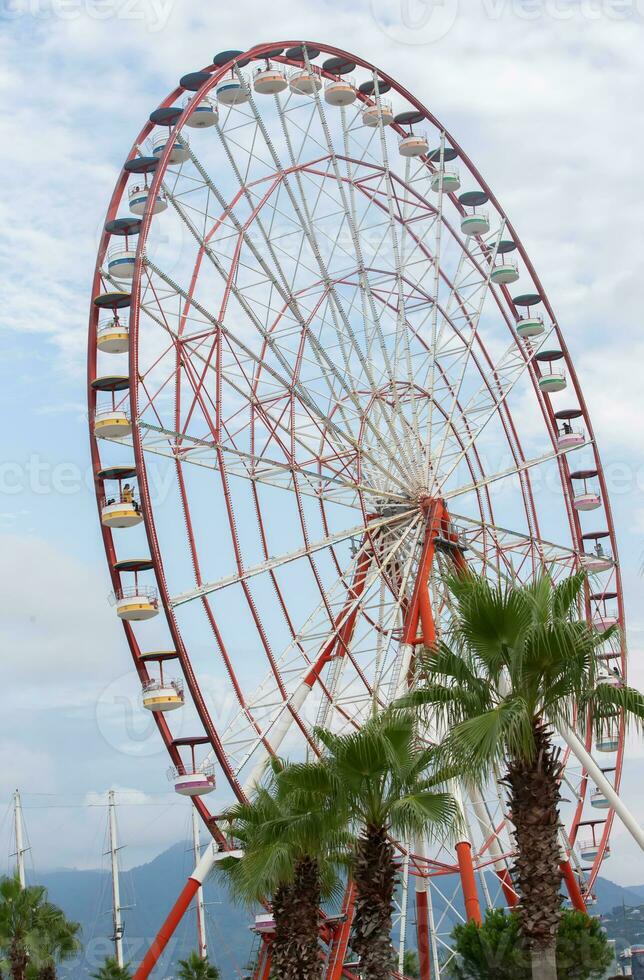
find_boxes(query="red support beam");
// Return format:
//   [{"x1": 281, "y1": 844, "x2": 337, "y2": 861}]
[
  {"x1": 254, "y1": 943, "x2": 272, "y2": 980},
  {"x1": 456, "y1": 841, "x2": 482, "y2": 925},
  {"x1": 327, "y1": 882, "x2": 356, "y2": 980},
  {"x1": 560, "y1": 860, "x2": 587, "y2": 913},
  {"x1": 415, "y1": 887, "x2": 432, "y2": 980},
  {"x1": 134, "y1": 878, "x2": 201, "y2": 980},
  {"x1": 497, "y1": 867, "x2": 518, "y2": 908}
]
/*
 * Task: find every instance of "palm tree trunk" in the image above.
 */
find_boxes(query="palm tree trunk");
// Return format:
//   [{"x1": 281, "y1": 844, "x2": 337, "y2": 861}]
[
  {"x1": 530, "y1": 945, "x2": 558, "y2": 980},
  {"x1": 504, "y1": 719, "x2": 563, "y2": 980},
  {"x1": 352, "y1": 824, "x2": 397, "y2": 980},
  {"x1": 9, "y1": 937, "x2": 28, "y2": 980},
  {"x1": 270, "y1": 857, "x2": 322, "y2": 979}
]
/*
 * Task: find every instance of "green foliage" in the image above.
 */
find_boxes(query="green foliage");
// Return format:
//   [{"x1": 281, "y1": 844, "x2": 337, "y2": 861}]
[
  {"x1": 0, "y1": 875, "x2": 81, "y2": 980},
  {"x1": 218, "y1": 761, "x2": 349, "y2": 979},
  {"x1": 396, "y1": 571, "x2": 644, "y2": 778},
  {"x1": 281, "y1": 710, "x2": 460, "y2": 842},
  {"x1": 281, "y1": 712, "x2": 459, "y2": 980},
  {"x1": 176, "y1": 951, "x2": 220, "y2": 980},
  {"x1": 403, "y1": 948, "x2": 420, "y2": 977},
  {"x1": 90, "y1": 956, "x2": 132, "y2": 980},
  {"x1": 446, "y1": 908, "x2": 614, "y2": 980},
  {"x1": 218, "y1": 759, "x2": 347, "y2": 905}
]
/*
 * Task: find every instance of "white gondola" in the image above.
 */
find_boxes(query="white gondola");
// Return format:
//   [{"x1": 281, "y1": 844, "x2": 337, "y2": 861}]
[
  {"x1": 173, "y1": 768, "x2": 215, "y2": 797},
  {"x1": 183, "y1": 96, "x2": 218, "y2": 128},
  {"x1": 289, "y1": 69, "x2": 322, "y2": 95},
  {"x1": 142, "y1": 679, "x2": 184, "y2": 712},
  {"x1": 579, "y1": 839, "x2": 610, "y2": 863},
  {"x1": 362, "y1": 100, "x2": 394, "y2": 127},
  {"x1": 324, "y1": 78, "x2": 357, "y2": 106},
  {"x1": 254, "y1": 914, "x2": 276, "y2": 934},
  {"x1": 557, "y1": 427, "x2": 585, "y2": 450},
  {"x1": 596, "y1": 724, "x2": 620, "y2": 752},
  {"x1": 151, "y1": 132, "x2": 190, "y2": 165},
  {"x1": 594, "y1": 614, "x2": 618, "y2": 632},
  {"x1": 106, "y1": 245, "x2": 137, "y2": 281},
  {"x1": 216, "y1": 76, "x2": 250, "y2": 105},
  {"x1": 101, "y1": 496, "x2": 143, "y2": 529},
  {"x1": 516, "y1": 315, "x2": 545, "y2": 338},
  {"x1": 461, "y1": 212, "x2": 490, "y2": 236},
  {"x1": 573, "y1": 491, "x2": 601, "y2": 511},
  {"x1": 399, "y1": 134, "x2": 429, "y2": 157},
  {"x1": 113, "y1": 586, "x2": 159, "y2": 622},
  {"x1": 97, "y1": 318, "x2": 129, "y2": 354},
  {"x1": 580, "y1": 551, "x2": 613, "y2": 572},
  {"x1": 93, "y1": 407, "x2": 132, "y2": 439},
  {"x1": 128, "y1": 185, "x2": 167, "y2": 216},
  {"x1": 253, "y1": 67, "x2": 288, "y2": 94},
  {"x1": 491, "y1": 261, "x2": 520, "y2": 285},
  {"x1": 597, "y1": 672, "x2": 623, "y2": 689},
  {"x1": 538, "y1": 371, "x2": 566, "y2": 393},
  {"x1": 430, "y1": 168, "x2": 461, "y2": 192},
  {"x1": 590, "y1": 787, "x2": 610, "y2": 809}
]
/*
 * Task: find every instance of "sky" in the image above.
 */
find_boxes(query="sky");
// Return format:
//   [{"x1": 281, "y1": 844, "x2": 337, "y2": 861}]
[{"x1": 0, "y1": 0, "x2": 643, "y2": 895}]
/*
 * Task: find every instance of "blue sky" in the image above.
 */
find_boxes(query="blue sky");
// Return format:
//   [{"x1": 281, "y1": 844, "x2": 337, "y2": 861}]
[{"x1": 1, "y1": 0, "x2": 644, "y2": 889}]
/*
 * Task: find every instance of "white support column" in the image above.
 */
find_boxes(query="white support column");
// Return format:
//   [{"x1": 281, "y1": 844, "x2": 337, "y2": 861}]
[
  {"x1": 397, "y1": 848, "x2": 410, "y2": 975},
  {"x1": 426, "y1": 878, "x2": 441, "y2": 980},
  {"x1": 108, "y1": 790, "x2": 124, "y2": 967},
  {"x1": 243, "y1": 679, "x2": 311, "y2": 796},
  {"x1": 13, "y1": 790, "x2": 27, "y2": 888},
  {"x1": 192, "y1": 807, "x2": 208, "y2": 960},
  {"x1": 560, "y1": 725, "x2": 644, "y2": 849},
  {"x1": 467, "y1": 787, "x2": 513, "y2": 888}
]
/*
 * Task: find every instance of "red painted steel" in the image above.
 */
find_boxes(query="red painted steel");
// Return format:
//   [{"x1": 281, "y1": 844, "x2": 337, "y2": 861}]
[
  {"x1": 327, "y1": 882, "x2": 356, "y2": 980},
  {"x1": 133, "y1": 878, "x2": 200, "y2": 980},
  {"x1": 415, "y1": 888, "x2": 432, "y2": 980},
  {"x1": 560, "y1": 860, "x2": 587, "y2": 913},
  {"x1": 456, "y1": 842, "x2": 482, "y2": 925}
]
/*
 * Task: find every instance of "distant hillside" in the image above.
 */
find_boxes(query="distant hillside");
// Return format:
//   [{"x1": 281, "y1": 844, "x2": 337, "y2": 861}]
[
  {"x1": 31, "y1": 842, "x2": 256, "y2": 979},
  {"x1": 593, "y1": 876, "x2": 644, "y2": 915},
  {"x1": 30, "y1": 842, "x2": 644, "y2": 979}
]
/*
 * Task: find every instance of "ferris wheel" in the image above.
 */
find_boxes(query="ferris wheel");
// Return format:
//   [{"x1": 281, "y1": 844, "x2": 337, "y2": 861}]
[{"x1": 88, "y1": 41, "x2": 629, "y2": 977}]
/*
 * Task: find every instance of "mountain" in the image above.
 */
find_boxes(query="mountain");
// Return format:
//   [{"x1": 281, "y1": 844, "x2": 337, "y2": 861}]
[
  {"x1": 593, "y1": 876, "x2": 644, "y2": 915},
  {"x1": 30, "y1": 842, "x2": 256, "y2": 979},
  {"x1": 28, "y1": 842, "x2": 644, "y2": 979}
]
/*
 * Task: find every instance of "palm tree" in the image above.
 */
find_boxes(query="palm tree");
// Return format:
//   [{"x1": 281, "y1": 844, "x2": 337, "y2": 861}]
[
  {"x1": 90, "y1": 956, "x2": 131, "y2": 980},
  {"x1": 0, "y1": 876, "x2": 79, "y2": 980},
  {"x1": 282, "y1": 711, "x2": 459, "y2": 980},
  {"x1": 176, "y1": 951, "x2": 220, "y2": 980},
  {"x1": 396, "y1": 572, "x2": 644, "y2": 980},
  {"x1": 33, "y1": 903, "x2": 81, "y2": 980},
  {"x1": 403, "y1": 948, "x2": 420, "y2": 977},
  {"x1": 218, "y1": 761, "x2": 346, "y2": 979}
]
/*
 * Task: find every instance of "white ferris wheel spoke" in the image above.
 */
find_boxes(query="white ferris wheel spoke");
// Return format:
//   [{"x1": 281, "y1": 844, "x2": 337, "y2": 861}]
[
  {"x1": 181, "y1": 127, "x2": 413, "y2": 488},
  {"x1": 170, "y1": 506, "x2": 417, "y2": 607},
  {"x1": 239, "y1": 65, "x2": 420, "y2": 480},
  {"x1": 142, "y1": 255, "x2": 410, "y2": 493},
  {"x1": 207, "y1": 514, "x2": 424, "y2": 774}
]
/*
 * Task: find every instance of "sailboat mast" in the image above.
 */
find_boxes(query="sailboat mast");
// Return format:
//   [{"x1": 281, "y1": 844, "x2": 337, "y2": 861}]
[
  {"x1": 108, "y1": 790, "x2": 125, "y2": 966},
  {"x1": 13, "y1": 790, "x2": 27, "y2": 888}
]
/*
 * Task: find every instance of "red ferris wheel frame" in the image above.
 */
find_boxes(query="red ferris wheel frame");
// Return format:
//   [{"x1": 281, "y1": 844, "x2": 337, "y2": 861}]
[{"x1": 88, "y1": 39, "x2": 628, "y2": 974}]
